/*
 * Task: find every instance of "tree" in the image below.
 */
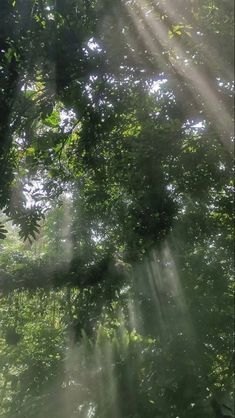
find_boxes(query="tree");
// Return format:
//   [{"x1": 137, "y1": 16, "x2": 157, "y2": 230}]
[{"x1": 0, "y1": 1, "x2": 234, "y2": 417}]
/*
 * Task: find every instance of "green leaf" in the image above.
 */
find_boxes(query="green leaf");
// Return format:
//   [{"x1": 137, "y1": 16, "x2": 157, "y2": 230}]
[{"x1": 43, "y1": 111, "x2": 60, "y2": 128}]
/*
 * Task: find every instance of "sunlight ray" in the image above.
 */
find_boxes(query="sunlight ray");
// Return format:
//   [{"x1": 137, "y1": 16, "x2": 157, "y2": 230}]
[
  {"x1": 158, "y1": 0, "x2": 234, "y2": 83},
  {"x1": 125, "y1": 0, "x2": 234, "y2": 153},
  {"x1": 135, "y1": 242, "x2": 195, "y2": 341},
  {"x1": 95, "y1": 340, "x2": 121, "y2": 418}
]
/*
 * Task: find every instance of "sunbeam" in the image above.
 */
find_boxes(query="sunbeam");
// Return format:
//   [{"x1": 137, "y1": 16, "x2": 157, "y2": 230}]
[
  {"x1": 125, "y1": 0, "x2": 234, "y2": 153},
  {"x1": 134, "y1": 242, "x2": 195, "y2": 342}
]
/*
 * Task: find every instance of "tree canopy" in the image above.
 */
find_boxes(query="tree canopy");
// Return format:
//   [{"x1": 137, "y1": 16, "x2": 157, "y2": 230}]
[{"x1": 0, "y1": 1, "x2": 234, "y2": 417}]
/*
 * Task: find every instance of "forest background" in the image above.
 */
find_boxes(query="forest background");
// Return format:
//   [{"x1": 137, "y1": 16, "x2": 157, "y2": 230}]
[{"x1": 0, "y1": 0, "x2": 234, "y2": 417}]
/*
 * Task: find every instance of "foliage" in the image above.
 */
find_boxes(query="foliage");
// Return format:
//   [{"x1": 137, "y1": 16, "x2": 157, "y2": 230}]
[{"x1": 0, "y1": 0, "x2": 234, "y2": 417}]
